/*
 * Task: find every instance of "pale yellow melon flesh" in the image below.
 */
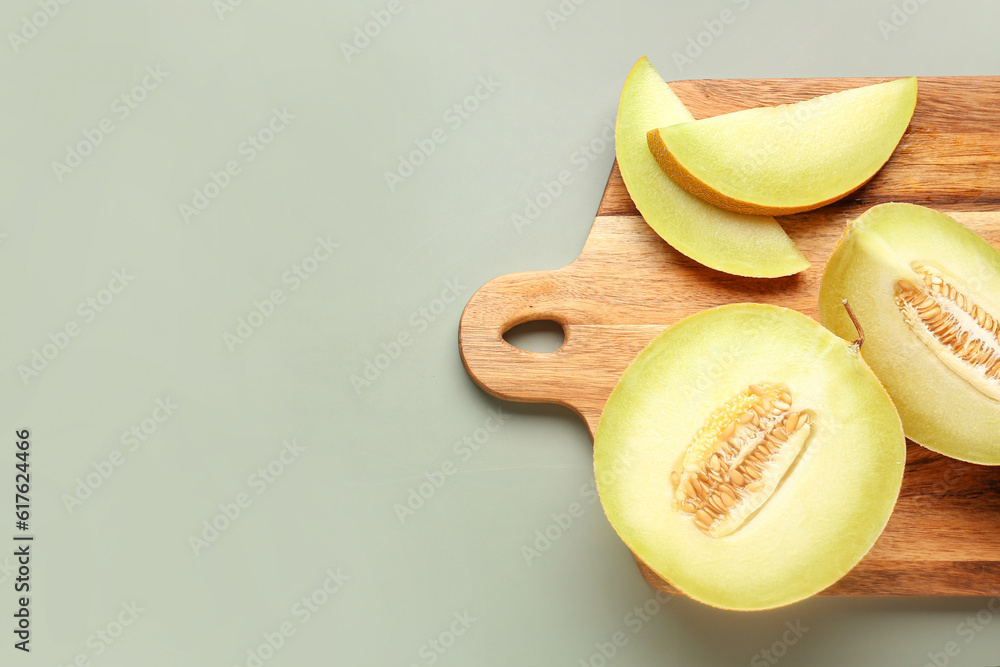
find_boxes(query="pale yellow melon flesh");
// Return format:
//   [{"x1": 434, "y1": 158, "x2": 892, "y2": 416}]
[
  {"x1": 594, "y1": 304, "x2": 904, "y2": 610},
  {"x1": 647, "y1": 77, "x2": 918, "y2": 216},
  {"x1": 616, "y1": 57, "x2": 808, "y2": 277},
  {"x1": 819, "y1": 203, "x2": 1000, "y2": 465}
]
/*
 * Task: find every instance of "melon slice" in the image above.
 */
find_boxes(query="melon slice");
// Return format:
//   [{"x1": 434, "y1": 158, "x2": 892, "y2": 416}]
[
  {"x1": 647, "y1": 77, "x2": 917, "y2": 216},
  {"x1": 820, "y1": 203, "x2": 1000, "y2": 465},
  {"x1": 616, "y1": 57, "x2": 808, "y2": 278},
  {"x1": 594, "y1": 303, "x2": 904, "y2": 610}
]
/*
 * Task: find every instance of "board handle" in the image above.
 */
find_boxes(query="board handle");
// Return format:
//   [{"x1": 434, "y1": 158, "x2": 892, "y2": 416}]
[{"x1": 459, "y1": 268, "x2": 585, "y2": 410}]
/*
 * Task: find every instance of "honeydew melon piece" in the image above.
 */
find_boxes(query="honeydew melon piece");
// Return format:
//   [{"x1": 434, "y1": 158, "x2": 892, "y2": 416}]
[
  {"x1": 616, "y1": 57, "x2": 808, "y2": 277},
  {"x1": 647, "y1": 77, "x2": 917, "y2": 216}
]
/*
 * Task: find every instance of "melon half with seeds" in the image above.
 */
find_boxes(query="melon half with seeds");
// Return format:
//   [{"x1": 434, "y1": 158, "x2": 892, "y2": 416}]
[
  {"x1": 820, "y1": 203, "x2": 1000, "y2": 465},
  {"x1": 594, "y1": 304, "x2": 904, "y2": 610}
]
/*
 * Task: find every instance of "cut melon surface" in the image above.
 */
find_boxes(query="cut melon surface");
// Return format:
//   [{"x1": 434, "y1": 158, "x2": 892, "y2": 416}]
[
  {"x1": 594, "y1": 304, "x2": 904, "y2": 610},
  {"x1": 615, "y1": 57, "x2": 808, "y2": 278},
  {"x1": 820, "y1": 203, "x2": 1000, "y2": 465},
  {"x1": 647, "y1": 77, "x2": 917, "y2": 216}
]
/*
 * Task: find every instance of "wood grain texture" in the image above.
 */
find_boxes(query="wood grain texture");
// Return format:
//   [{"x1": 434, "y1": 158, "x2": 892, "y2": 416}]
[{"x1": 459, "y1": 76, "x2": 1000, "y2": 597}]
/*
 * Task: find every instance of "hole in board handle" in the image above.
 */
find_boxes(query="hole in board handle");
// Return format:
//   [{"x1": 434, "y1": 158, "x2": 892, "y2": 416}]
[{"x1": 502, "y1": 320, "x2": 565, "y2": 354}]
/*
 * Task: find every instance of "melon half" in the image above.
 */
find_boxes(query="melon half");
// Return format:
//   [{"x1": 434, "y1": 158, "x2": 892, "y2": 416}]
[
  {"x1": 594, "y1": 304, "x2": 905, "y2": 610},
  {"x1": 820, "y1": 203, "x2": 1000, "y2": 465}
]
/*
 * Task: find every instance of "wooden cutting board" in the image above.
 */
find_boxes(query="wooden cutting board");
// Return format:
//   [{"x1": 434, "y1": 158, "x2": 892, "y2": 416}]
[{"x1": 459, "y1": 76, "x2": 1000, "y2": 596}]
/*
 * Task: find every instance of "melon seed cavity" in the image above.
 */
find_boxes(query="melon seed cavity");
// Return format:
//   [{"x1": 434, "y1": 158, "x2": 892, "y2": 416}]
[
  {"x1": 896, "y1": 263, "x2": 1000, "y2": 401},
  {"x1": 671, "y1": 384, "x2": 812, "y2": 537}
]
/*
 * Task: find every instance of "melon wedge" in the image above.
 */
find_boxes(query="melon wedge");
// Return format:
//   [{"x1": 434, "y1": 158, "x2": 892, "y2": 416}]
[
  {"x1": 647, "y1": 77, "x2": 918, "y2": 216},
  {"x1": 820, "y1": 203, "x2": 1000, "y2": 465},
  {"x1": 616, "y1": 57, "x2": 808, "y2": 278},
  {"x1": 594, "y1": 304, "x2": 904, "y2": 610}
]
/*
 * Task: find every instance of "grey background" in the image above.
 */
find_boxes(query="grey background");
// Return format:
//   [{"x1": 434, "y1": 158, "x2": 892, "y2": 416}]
[{"x1": 2, "y1": 0, "x2": 999, "y2": 665}]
